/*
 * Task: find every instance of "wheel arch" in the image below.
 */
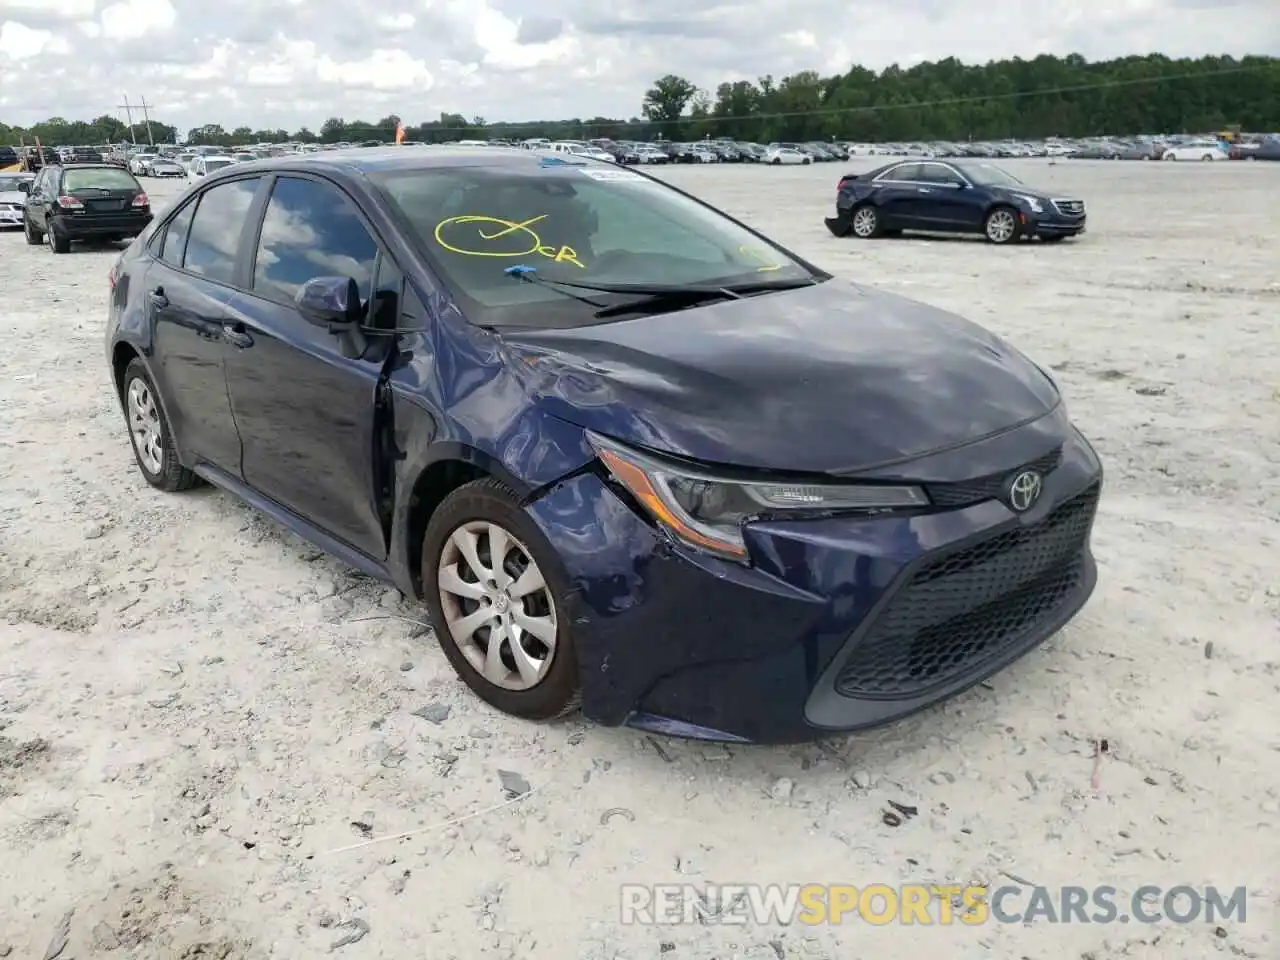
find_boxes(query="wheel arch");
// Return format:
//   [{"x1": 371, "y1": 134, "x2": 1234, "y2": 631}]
[{"x1": 400, "y1": 445, "x2": 530, "y2": 600}]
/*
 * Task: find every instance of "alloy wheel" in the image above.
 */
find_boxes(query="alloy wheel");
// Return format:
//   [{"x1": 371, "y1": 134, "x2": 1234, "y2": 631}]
[
  {"x1": 851, "y1": 207, "x2": 878, "y2": 238},
  {"x1": 437, "y1": 520, "x2": 557, "y2": 691},
  {"x1": 126, "y1": 376, "x2": 164, "y2": 474},
  {"x1": 986, "y1": 209, "x2": 1017, "y2": 243}
]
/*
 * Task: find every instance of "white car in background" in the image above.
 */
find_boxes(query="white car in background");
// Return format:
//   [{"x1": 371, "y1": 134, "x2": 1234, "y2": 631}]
[
  {"x1": 189, "y1": 155, "x2": 236, "y2": 179},
  {"x1": 1162, "y1": 140, "x2": 1229, "y2": 161},
  {"x1": 148, "y1": 157, "x2": 187, "y2": 178},
  {"x1": 765, "y1": 147, "x2": 812, "y2": 165},
  {"x1": 583, "y1": 146, "x2": 617, "y2": 163},
  {"x1": 128, "y1": 152, "x2": 159, "y2": 175},
  {"x1": 0, "y1": 172, "x2": 35, "y2": 228}
]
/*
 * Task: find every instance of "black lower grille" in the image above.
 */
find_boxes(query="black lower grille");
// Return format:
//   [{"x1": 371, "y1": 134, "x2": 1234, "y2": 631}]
[
  {"x1": 834, "y1": 483, "x2": 1099, "y2": 699},
  {"x1": 925, "y1": 447, "x2": 1062, "y2": 508}
]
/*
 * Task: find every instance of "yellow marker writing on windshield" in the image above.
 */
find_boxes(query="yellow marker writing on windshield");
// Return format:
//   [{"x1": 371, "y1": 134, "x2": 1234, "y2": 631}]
[
  {"x1": 434, "y1": 214, "x2": 586, "y2": 268},
  {"x1": 738, "y1": 244, "x2": 783, "y2": 272}
]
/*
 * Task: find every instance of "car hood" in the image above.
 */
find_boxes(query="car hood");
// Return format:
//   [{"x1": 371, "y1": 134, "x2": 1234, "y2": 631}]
[
  {"x1": 0, "y1": 191, "x2": 26, "y2": 205},
  {"x1": 499, "y1": 279, "x2": 1060, "y2": 475}
]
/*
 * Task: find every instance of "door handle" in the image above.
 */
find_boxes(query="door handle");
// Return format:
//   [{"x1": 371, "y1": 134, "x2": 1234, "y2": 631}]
[
  {"x1": 148, "y1": 287, "x2": 169, "y2": 308},
  {"x1": 222, "y1": 324, "x2": 254, "y2": 348},
  {"x1": 917, "y1": 187, "x2": 933, "y2": 193}
]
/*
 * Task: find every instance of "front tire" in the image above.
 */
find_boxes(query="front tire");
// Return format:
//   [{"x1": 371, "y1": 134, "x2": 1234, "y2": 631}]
[
  {"x1": 120, "y1": 359, "x2": 199, "y2": 492},
  {"x1": 983, "y1": 206, "x2": 1022, "y2": 244},
  {"x1": 422, "y1": 479, "x2": 580, "y2": 722}
]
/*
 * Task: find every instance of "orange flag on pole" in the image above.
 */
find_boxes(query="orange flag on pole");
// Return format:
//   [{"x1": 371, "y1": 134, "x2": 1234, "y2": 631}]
[{"x1": 395, "y1": 120, "x2": 405, "y2": 145}]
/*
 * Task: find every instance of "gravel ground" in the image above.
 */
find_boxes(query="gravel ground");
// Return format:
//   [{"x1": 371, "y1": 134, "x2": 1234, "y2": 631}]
[{"x1": 0, "y1": 159, "x2": 1276, "y2": 959}]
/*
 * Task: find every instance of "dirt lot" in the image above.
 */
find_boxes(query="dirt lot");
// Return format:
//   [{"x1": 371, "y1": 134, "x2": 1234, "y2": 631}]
[{"x1": 1, "y1": 159, "x2": 1277, "y2": 959}]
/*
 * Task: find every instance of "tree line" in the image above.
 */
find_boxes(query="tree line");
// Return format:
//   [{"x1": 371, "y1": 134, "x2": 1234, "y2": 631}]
[{"x1": 3, "y1": 52, "x2": 1276, "y2": 149}]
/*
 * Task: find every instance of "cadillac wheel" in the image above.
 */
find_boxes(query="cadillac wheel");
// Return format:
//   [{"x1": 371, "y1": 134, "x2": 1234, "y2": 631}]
[
  {"x1": 423, "y1": 479, "x2": 580, "y2": 720},
  {"x1": 984, "y1": 207, "x2": 1021, "y2": 244},
  {"x1": 851, "y1": 205, "x2": 880, "y2": 238}
]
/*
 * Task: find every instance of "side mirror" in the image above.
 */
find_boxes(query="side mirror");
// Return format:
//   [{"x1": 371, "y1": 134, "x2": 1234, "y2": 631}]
[
  {"x1": 295, "y1": 276, "x2": 361, "y2": 328},
  {"x1": 295, "y1": 276, "x2": 367, "y2": 359},
  {"x1": 17, "y1": 181, "x2": 30, "y2": 194}
]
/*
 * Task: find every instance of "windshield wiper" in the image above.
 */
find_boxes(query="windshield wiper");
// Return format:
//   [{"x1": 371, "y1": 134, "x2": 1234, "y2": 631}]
[{"x1": 503, "y1": 265, "x2": 818, "y2": 318}]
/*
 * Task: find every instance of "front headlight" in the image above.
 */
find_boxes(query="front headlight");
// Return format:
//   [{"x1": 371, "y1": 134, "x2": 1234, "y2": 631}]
[
  {"x1": 1015, "y1": 195, "x2": 1044, "y2": 213},
  {"x1": 587, "y1": 432, "x2": 930, "y2": 562}
]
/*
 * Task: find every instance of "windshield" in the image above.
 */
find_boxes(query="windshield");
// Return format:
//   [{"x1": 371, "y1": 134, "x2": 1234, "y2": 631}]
[
  {"x1": 204, "y1": 160, "x2": 232, "y2": 171},
  {"x1": 375, "y1": 164, "x2": 817, "y2": 328},
  {"x1": 964, "y1": 163, "x2": 1022, "y2": 186},
  {"x1": 0, "y1": 176, "x2": 31, "y2": 192},
  {"x1": 62, "y1": 168, "x2": 140, "y2": 191}
]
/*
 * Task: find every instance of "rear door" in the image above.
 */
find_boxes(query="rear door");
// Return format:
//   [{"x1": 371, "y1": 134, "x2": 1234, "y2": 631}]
[
  {"x1": 221, "y1": 172, "x2": 392, "y2": 558},
  {"x1": 869, "y1": 163, "x2": 926, "y2": 227},
  {"x1": 146, "y1": 176, "x2": 265, "y2": 474}
]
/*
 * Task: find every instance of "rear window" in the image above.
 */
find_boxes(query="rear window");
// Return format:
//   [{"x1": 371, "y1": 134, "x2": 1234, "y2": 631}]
[
  {"x1": 62, "y1": 168, "x2": 140, "y2": 191},
  {"x1": 374, "y1": 164, "x2": 813, "y2": 328},
  {"x1": 204, "y1": 160, "x2": 233, "y2": 172}
]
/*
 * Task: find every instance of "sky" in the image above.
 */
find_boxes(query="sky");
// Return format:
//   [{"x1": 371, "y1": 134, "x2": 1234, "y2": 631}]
[{"x1": 0, "y1": 0, "x2": 1277, "y2": 131}]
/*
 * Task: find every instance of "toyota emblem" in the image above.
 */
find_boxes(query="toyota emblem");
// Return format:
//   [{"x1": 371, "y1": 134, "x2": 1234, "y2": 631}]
[{"x1": 1008, "y1": 470, "x2": 1043, "y2": 512}]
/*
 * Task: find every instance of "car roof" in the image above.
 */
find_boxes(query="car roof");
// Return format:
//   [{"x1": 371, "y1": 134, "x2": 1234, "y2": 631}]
[{"x1": 226, "y1": 145, "x2": 609, "y2": 178}]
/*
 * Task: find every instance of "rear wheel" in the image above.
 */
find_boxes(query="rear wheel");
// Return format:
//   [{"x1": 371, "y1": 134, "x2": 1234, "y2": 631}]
[
  {"x1": 1201, "y1": 154, "x2": 1214, "y2": 162},
  {"x1": 850, "y1": 204, "x2": 881, "y2": 239},
  {"x1": 423, "y1": 479, "x2": 580, "y2": 721},
  {"x1": 120, "y1": 359, "x2": 199, "y2": 491},
  {"x1": 47, "y1": 225, "x2": 70, "y2": 254}
]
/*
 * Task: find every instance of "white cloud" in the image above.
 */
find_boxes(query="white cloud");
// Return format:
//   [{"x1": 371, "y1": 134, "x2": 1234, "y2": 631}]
[
  {"x1": 0, "y1": 20, "x2": 70, "y2": 58},
  {"x1": 99, "y1": 0, "x2": 174, "y2": 39},
  {"x1": 0, "y1": 0, "x2": 1274, "y2": 129},
  {"x1": 376, "y1": 11, "x2": 414, "y2": 29},
  {"x1": 0, "y1": 0, "x2": 97, "y2": 17}
]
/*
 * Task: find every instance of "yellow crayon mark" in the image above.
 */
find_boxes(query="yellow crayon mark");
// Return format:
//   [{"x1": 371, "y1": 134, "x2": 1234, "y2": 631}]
[
  {"x1": 738, "y1": 244, "x2": 783, "y2": 272},
  {"x1": 478, "y1": 214, "x2": 547, "y2": 241},
  {"x1": 434, "y1": 214, "x2": 586, "y2": 268}
]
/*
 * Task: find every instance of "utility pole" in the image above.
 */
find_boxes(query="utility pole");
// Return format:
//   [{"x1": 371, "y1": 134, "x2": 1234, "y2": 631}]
[
  {"x1": 118, "y1": 94, "x2": 138, "y2": 144},
  {"x1": 138, "y1": 96, "x2": 156, "y2": 145}
]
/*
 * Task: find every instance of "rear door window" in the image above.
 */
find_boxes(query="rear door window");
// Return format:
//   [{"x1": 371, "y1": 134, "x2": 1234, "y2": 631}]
[
  {"x1": 183, "y1": 177, "x2": 262, "y2": 284},
  {"x1": 159, "y1": 200, "x2": 197, "y2": 267},
  {"x1": 251, "y1": 175, "x2": 378, "y2": 305}
]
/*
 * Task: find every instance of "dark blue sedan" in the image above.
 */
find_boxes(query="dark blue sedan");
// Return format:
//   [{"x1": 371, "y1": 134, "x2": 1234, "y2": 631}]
[
  {"x1": 105, "y1": 147, "x2": 1102, "y2": 744},
  {"x1": 826, "y1": 160, "x2": 1087, "y2": 243}
]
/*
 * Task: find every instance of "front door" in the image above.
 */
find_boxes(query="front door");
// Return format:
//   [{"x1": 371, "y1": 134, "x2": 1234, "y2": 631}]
[{"x1": 221, "y1": 173, "x2": 392, "y2": 559}]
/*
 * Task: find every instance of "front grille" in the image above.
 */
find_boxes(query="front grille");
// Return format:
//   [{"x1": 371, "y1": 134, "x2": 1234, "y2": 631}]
[
  {"x1": 925, "y1": 447, "x2": 1062, "y2": 508},
  {"x1": 834, "y1": 482, "x2": 1099, "y2": 699},
  {"x1": 1052, "y1": 199, "x2": 1085, "y2": 218}
]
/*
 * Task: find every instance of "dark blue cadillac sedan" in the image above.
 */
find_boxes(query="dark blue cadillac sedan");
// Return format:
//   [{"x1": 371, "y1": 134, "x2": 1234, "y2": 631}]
[{"x1": 105, "y1": 147, "x2": 1102, "y2": 744}]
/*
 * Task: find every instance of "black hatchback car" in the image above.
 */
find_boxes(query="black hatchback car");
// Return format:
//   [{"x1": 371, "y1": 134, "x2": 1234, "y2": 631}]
[
  {"x1": 22, "y1": 162, "x2": 152, "y2": 252},
  {"x1": 827, "y1": 160, "x2": 1086, "y2": 244},
  {"x1": 105, "y1": 148, "x2": 1102, "y2": 744}
]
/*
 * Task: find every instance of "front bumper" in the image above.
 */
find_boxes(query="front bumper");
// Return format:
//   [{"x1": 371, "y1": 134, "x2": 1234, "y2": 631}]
[
  {"x1": 50, "y1": 211, "x2": 152, "y2": 239},
  {"x1": 1024, "y1": 214, "x2": 1086, "y2": 237},
  {"x1": 526, "y1": 416, "x2": 1103, "y2": 744},
  {"x1": 0, "y1": 204, "x2": 23, "y2": 226}
]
